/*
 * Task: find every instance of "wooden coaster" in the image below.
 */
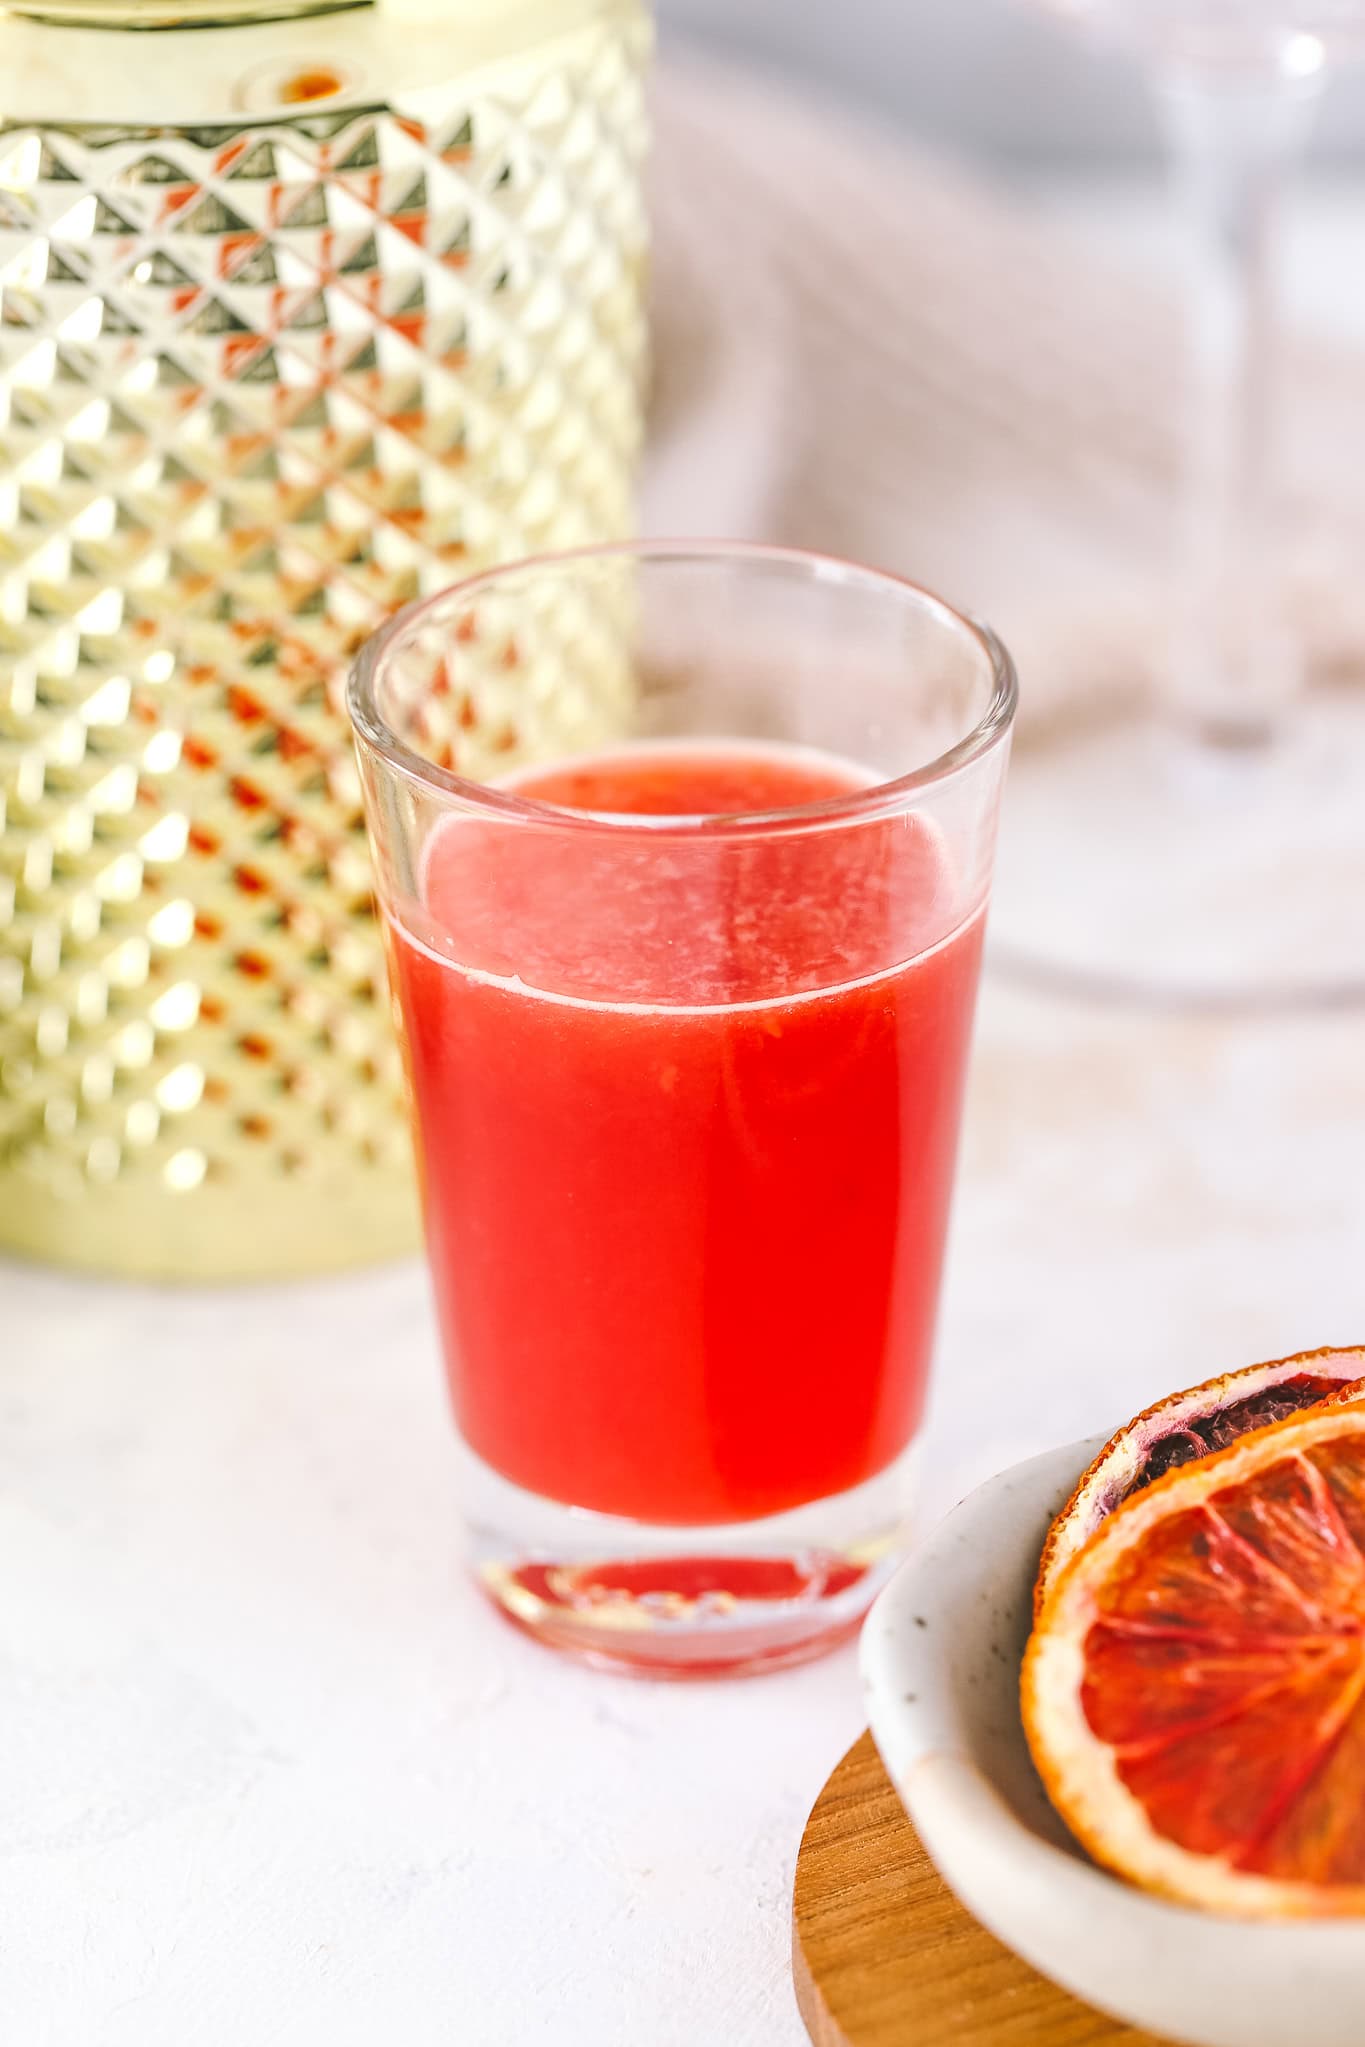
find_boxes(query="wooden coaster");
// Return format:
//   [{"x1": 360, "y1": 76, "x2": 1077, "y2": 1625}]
[{"x1": 792, "y1": 1731, "x2": 1170, "y2": 2046}]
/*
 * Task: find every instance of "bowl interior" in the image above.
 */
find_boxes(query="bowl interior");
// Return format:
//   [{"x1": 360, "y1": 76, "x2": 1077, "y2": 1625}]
[{"x1": 861, "y1": 1437, "x2": 1101, "y2": 1854}]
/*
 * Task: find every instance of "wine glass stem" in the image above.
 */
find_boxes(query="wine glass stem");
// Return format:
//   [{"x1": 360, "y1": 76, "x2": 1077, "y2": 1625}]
[{"x1": 1156, "y1": 60, "x2": 1321, "y2": 750}]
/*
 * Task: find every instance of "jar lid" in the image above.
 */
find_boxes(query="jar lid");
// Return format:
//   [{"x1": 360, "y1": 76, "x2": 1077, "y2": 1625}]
[
  {"x1": 0, "y1": 0, "x2": 632, "y2": 121},
  {"x1": 7, "y1": 0, "x2": 359, "y2": 25}
]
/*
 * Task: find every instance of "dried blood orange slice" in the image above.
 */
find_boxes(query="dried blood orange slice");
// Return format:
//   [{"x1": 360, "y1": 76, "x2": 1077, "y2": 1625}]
[
  {"x1": 1035, "y1": 1346, "x2": 1365, "y2": 1614},
  {"x1": 1023, "y1": 1402, "x2": 1365, "y2": 1916}
]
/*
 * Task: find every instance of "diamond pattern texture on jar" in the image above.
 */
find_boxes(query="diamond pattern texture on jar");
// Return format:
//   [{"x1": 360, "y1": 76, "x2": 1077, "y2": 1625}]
[{"x1": 0, "y1": 14, "x2": 648, "y2": 1276}]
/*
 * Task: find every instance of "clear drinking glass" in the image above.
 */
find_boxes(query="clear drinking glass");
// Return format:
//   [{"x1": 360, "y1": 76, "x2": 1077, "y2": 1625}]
[
  {"x1": 349, "y1": 542, "x2": 1015, "y2": 1675},
  {"x1": 994, "y1": 0, "x2": 1365, "y2": 1005}
]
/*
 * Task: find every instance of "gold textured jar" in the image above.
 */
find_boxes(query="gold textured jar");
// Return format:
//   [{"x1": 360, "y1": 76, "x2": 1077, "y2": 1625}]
[{"x1": 0, "y1": 0, "x2": 648, "y2": 1277}]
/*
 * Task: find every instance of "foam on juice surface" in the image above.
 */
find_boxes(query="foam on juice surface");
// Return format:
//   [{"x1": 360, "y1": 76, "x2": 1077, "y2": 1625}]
[{"x1": 403, "y1": 740, "x2": 967, "y2": 1012}]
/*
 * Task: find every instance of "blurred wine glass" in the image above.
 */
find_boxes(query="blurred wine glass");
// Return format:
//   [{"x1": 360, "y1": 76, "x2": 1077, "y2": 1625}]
[{"x1": 993, "y1": 0, "x2": 1365, "y2": 1004}]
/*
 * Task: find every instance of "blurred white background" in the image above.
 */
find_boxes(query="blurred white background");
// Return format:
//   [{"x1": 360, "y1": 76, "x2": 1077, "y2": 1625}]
[{"x1": 656, "y1": 0, "x2": 1365, "y2": 160}]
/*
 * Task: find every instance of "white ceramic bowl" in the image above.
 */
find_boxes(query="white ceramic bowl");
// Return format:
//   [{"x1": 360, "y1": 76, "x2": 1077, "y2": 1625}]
[{"x1": 861, "y1": 1439, "x2": 1365, "y2": 2047}]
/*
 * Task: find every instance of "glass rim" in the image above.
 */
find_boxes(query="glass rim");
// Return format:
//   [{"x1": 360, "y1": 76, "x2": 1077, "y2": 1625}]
[{"x1": 346, "y1": 539, "x2": 1018, "y2": 839}]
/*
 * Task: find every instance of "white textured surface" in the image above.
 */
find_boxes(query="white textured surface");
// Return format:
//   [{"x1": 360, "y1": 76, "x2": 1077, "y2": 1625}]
[{"x1": 7, "y1": 962, "x2": 1365, "y2": 2045}]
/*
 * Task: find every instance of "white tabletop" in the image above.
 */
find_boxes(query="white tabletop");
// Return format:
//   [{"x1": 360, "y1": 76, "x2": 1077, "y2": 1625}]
[
  {"x1": 7, "y1": 958, "x2": 1365, "y2": 2047},
  {"x1": 8, "y1": 177, "x2": 1365, "y2": 2047}
]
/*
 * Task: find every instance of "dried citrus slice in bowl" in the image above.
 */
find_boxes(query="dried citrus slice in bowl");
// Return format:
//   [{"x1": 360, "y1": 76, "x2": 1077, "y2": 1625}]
[
  {"x1": 1023, "y1": 1400, "x2": 1365, "y2": 1917},
  {"x1": 1036, "y1": 1346, "x2": 1365, "y2": 1615}
]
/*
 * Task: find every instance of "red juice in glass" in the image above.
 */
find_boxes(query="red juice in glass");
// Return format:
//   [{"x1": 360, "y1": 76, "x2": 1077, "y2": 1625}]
[
  {"x1": 388, "y1": 742, "x2": 984, "y2": 1527},
  {"x1": 350, "y1": 542, "x2": 1014, "y2": 1672}
]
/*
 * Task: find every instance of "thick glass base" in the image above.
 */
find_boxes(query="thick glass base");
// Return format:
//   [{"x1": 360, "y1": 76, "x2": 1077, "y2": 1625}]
[
  {"x1": 989, "y1": 697, "x2": 1365, "y2": 1011},
  {"x1": 464, "y1": 1443, "x2": 921, "y2": 1678}
]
